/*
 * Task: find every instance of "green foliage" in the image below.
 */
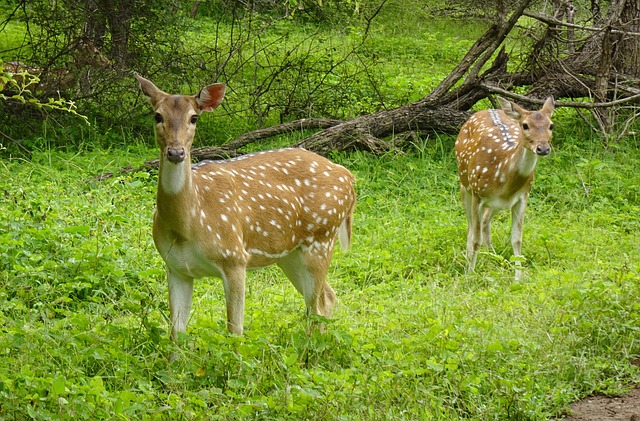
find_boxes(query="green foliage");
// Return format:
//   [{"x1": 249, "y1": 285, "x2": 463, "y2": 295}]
[
  {"x1": 0, "y1": 63, "x2": 88, "y2": 123},
  {"x1": 196, "y1": 0, "x2": 378, "y2": 24},
  {"x1": 1, "y1": 129, "x2": 640, "y2": 418},
  {"x1": 0, "y1": 0, "x2": 194, "y2": 141}
]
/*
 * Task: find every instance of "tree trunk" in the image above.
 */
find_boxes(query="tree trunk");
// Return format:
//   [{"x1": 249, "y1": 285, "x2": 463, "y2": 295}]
[
  {"x1": 191, "y1": 1, "x2": 201, "y2": 18},
  {"x1": 146, "y1": 0, "x2": 640, "y2": 163},
  {"x1": 616, "y1": 0, "x2": 640, "y2": 78},
  {"x1": 81, "y1": 0, "x2": 108, "y2": 49},
  {"x1": 104, "y1": 0, "x2": 134, "y2": 68}
]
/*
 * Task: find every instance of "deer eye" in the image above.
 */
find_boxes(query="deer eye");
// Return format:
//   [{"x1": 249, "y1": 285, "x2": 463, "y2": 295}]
[
  {"x1": 190, "y1": 115, "x2": 199, "y2": 125},
  {"x1": 154, "y1": 113, "x2": 163, "y2": 124},
  {"x1": 522, "y1": 123, "x2": 529, "y2": 130},
  {"x1": 549, "y1": 123, "x2": 554, "y2": 130}
]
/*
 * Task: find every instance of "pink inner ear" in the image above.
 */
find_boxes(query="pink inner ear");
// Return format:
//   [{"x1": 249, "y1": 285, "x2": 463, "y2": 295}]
[{"x1": 198, "y1": 84, "x2": 225, "y2": 111}]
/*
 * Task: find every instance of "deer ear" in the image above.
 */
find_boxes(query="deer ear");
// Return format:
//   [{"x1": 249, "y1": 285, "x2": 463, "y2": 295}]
[
  {"x1": 498, "y1": 96, "x2": 527, "y2": 120},
  {"x1": 135, "y1": 73, "x2": 167, "y2": 106},
  {"x1": 541, "y1": 96, "x2": 555, "y2": 117},
  {"x1": 196, "y1": 83, "x2": 226, "y2": 112}
]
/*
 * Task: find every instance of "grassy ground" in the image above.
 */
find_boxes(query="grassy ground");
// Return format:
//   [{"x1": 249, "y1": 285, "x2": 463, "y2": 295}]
[
  {"x1": 2, "y1": 2, "x2": 640, "y2": 419},
  {"x1": 1, "y1": 127, "x2": 639, "y2": 419}
]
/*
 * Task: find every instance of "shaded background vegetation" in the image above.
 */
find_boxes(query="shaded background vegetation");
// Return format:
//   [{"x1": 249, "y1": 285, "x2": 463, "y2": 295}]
[
  {"x1": 2, "y1": 0, "x2": 411, "y2": 146},
  {"x1": 3, "y1": 0, "x2": 638, "y2": 155}
]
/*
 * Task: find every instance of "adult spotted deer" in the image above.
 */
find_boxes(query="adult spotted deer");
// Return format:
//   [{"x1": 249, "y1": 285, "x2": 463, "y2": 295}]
[
  {"x1": 455, "y1": 96, "x2": 554, "y2": 279},
  {"x1": 135, "y1": 74, "x2": 356, "y2": 339}
]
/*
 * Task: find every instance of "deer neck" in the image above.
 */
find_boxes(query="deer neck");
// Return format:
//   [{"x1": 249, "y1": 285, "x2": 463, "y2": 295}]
[
  {"x1": 156, "y1": 153, "x2": 197, "y2": 232},
  {"x1": 511, "y1": 141, "x2": 538, "y2": 178}
]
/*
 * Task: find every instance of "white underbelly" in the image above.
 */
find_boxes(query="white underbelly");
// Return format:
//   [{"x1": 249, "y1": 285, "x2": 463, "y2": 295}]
[
  {"x1": 161, "y1": 241, "x2": 223, "y2": 279},
  {"x1": 481, "y1": 192, "x2": 523, "y2": 211},
  {"x1": 158, "y1": 240, "x2": 297, "y2": 279}
]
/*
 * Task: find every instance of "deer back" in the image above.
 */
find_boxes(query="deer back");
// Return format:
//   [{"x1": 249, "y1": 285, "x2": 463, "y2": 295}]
[{"x1": 182, "y1": 149, "x2": 356, "y2": 270}]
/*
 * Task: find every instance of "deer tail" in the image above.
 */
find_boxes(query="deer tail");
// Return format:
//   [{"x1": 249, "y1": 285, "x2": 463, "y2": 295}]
[{"x1": 338, "y1": 200, "x2": 355, "y2": 251}]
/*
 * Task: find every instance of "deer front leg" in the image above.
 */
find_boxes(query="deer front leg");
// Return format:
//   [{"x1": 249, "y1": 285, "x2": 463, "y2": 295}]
[
  {"x1": 222, "y1": 265, "x2": 246, "y2": 335},
  {"x1": 466, "y1": 195, "x2": 483, "y2": 273},
  {"x1": 168, "y1": 271, "x2": 194, "y2": 340},
  {"x1": 510, "y1": 198, "x2": 527, "y2": 280},
  {"x1": 461, "y1": 186, "x2": 476, "y2": 272}
]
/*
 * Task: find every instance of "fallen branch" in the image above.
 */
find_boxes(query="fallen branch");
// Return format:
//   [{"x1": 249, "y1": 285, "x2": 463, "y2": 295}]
[
  {"x1": 223, "y1": 117, "x2": 342, "y2": 150},
  {"x1": 523, "y1": 11, "x2": 640, "y2": 37},
  {"x1": 481, "y1": 82, "x2": 640, "y2": 108}
]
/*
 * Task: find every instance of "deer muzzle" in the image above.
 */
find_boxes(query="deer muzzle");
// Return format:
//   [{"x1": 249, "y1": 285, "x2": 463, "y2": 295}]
[
  {"x1": 166, "y1": 147, "x2": 186, "y2": 163},
  {"x1": 536, "y1": 143, "x2": 550, "y2": 156}
]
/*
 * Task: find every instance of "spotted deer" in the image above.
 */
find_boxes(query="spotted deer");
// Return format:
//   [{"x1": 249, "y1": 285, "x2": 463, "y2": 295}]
[
  {"x1": 135, "y1": 74, "x2": 356, "y2": 339},
  {"x1": 455, "y1": 96, "x2": 554, "y2": 279}
]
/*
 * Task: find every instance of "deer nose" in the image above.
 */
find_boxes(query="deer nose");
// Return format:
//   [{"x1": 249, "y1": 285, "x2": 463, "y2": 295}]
[
  {"x1": 166, "y1": 147, "x2": 185, "y2": 163},
  {"x1": 536, "y1": 144, "x2": 550, "y2": 156}
]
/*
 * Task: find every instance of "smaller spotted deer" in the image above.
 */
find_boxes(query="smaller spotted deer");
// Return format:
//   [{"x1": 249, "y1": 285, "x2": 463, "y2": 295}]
[
  {"x1": 135, "y1": 74, "x2": 356, "y2": 339},
  {"x1": 455, "y1": 96, "x2": 554, "y2": 279}
]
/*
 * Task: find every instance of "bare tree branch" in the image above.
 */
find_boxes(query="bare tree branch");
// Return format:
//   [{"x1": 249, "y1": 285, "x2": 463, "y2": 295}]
[
  {"x1": 481, "y1": 83, "x2": 640, "y2": 108},
  {"x1": 524, "y1": 11, "x2": 640, "y2": 36}
]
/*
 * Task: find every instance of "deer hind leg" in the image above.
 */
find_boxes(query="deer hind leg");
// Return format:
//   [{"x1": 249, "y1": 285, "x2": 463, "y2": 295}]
[
  {"x1": 168, "y1": 271, "x2": 194, "y2": 341},
  {"x1": 221, "y1": 265, "x2": 247, "y2": 335},
  {"x1": 482, "y1": 208, "x2": 494, "y2": 249},
  {"x1": 510, "y1": 198, "x2": 527, "y2": 280},
  {"x1": 277, "y1": 246, "x2": 336, "y2": 320}
]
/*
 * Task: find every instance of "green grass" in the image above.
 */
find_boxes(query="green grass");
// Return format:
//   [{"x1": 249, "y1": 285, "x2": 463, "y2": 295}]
[
  {"x1": 1, "y1": 128, "x2": 639, "y2": 419},
  {"x1": 0, "y1": 19, "x2": 28, "y2": 62}
]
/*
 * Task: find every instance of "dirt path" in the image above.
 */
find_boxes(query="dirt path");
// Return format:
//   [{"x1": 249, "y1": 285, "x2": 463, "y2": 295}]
[{"x1": 563, "y1": 388, "x2": 640, "y2": 420}]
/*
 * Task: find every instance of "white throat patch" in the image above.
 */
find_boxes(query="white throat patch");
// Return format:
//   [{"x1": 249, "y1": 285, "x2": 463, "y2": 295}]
[
  {"x1": 160, "y1": 159, "x2": 188, "y2": 195},
  {"x1": 517, "y1": 148, "x2": 538, "y2": 176}
]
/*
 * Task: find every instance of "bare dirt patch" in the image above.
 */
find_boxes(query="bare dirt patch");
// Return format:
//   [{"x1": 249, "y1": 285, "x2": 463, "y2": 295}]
[{"x1": 562, "y1": 388, "x2": 640, "y2": 420}]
